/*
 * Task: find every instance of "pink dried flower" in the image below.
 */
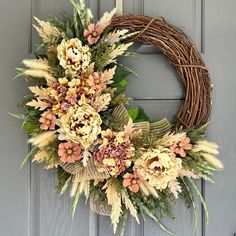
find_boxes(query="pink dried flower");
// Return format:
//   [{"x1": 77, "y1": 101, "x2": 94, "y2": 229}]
[
  {"x1": 39, "y1": 113, "x2": 56, "y2": 130},
  {"x1": 58, "y1": 141, "x2": 81, "y2": 163},
  {"x1": 68, "y1": 93, "x2": 78, "y2": 105},
  {"x1": 84, "y1": 23, "x2": 103, "y2": 45},
  {"x1": 170, "y1": 134, "x2": 192, "y2": 157},
  {"x1": 123, "y1": 172, "x2": 140, "y2": 193},
  {"x1": 60, "y1": 102, "x2": 70, "y2": 112},
  {"x1": 87, "y1": 72, "x2": 106, "y2": 90}
]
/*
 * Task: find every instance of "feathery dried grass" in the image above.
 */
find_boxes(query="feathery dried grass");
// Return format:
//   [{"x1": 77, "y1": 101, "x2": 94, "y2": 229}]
[{"x1": 104, "y1": 179, "x2": 122, "y2": 233}]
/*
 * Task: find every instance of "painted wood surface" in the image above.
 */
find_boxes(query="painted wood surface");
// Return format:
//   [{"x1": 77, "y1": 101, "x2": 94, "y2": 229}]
[
  {"x1": 0, "y1": 0, "x2": 235, "y2": 236},
  {"x1": 0, "y1": 0, "x2": 30, "y2": 235}
]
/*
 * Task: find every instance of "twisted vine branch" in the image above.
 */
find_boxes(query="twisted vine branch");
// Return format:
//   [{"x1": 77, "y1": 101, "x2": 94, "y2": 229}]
[{"x1": 111, "y1": 14, "x2": 212, "y2": 128}]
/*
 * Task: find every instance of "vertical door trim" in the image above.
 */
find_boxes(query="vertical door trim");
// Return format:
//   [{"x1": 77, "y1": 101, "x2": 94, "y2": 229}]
[
  {"x1": 116, "y1": 0, "x2": 123, "y2": 15},
  {"x1": 28, "y1": 0, "x2": 33, "y2": 54},
  {"x1": 201, "y1": 0, "x2": 206, "y2": 53}
]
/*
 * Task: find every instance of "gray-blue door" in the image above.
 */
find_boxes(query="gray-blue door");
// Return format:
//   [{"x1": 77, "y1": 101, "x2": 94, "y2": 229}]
[{"x1": 1, "y1": 0, "x2": 235, "y2": 235}]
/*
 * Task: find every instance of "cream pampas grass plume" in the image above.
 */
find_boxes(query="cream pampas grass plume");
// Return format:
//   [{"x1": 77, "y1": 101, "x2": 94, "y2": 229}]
[
  {"x1": 193, "y1": 140, "x2": 219, "y2": 155},
  {"x1": 28, "y1": 131, "x2": 57, "y2": 148},
  {"x1": 193, "y1": 140, "x2": 223, "y2": 169},
  {"x1": 33, "y1": 17, "x2": 61, "y2": 43},
  {"x1": 99, "y1": 8, "x2": 116, "y2": 29},
  {"x1": 23, "y1": 59, "x2": 50, "y2": 70},
  {"x1": 22, "y1": 58, "x2": 56, "y2": 85},
  {"x1": 202, "y1": 153, "x2": 223, "y2": 169},
  {"x1": 121, "y1": 190, "x2": 139, "y2": 224},
  {"x1": 104, "y1": 179, "x2": 122, "y2": 233},
  {"x1": 24, "y1": 69, "x2": 56, "y2": 85}
]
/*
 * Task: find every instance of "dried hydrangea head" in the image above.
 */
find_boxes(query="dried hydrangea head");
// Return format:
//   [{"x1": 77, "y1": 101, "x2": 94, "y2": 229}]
[
  {"x1": 135, "y1": 147, "x2": 182, "y2": 190},
  {"x1": 57, "y1": 38, "x2": 91, "y2": 76},
  {"x1": 58, "y1": 102, "x2": 102, "y2": 149},
  {"x1": 46, "y1": 77, "x2": 96, "y2": 115},
  {"x1": 95, "y1": 129, "x2": 134, "y2": 176}
]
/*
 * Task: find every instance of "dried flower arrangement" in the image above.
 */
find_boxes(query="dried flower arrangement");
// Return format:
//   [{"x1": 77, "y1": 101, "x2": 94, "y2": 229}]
[{"x1": 14, "y1": 1, "x2": 222, "y2": 235}]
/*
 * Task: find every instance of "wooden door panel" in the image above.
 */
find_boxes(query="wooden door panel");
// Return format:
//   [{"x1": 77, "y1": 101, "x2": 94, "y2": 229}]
[
  {"x1": 31, "y1": 0, "x2": 72, "y2": 52},
  {"x1": 0, "y1": 0, "x2": 30, "y2": 235},
  {"x1": 30, "y1": 0, "x2": 202, "y2": 235},
  {"x1": 98, "y1": 216, "x2": 143, "y2": 236},
  {"x1": 31, "y1": 2, "x2": 93, "y2": 235},
  {"x1": 121, "y1": 54, "x2": 184, "y2": 100},
  {"x1": 124, "y1": 0, "x2": 144, "y2": 15},
  {"x1": 37, "y1": 169, "x2": 90, "y2": 236},
  {"x1": 143, "y1": 0, "x2": 203, "y2": 51},
  {"x1": 132, "y1": 100, "x2": 182, "y2": 121},
  {"x1": 1, "y1": 0, "x2": 235, "y2": 236},
  {"x1": 121, "y1": 1, "x2": 203, "y2": 234},
  {"x1": 204, "y1": 1, "x2": 236, "y2": 235}
]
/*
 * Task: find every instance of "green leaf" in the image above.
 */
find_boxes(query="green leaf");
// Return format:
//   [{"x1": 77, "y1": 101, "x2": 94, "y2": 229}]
[
  {"x1": 20, "y1": 146, "x2": 38, "y2": 169},
  {"x1": 136, "y1": 107, "x2": 150, "y2": 122},
  {"x1": 113, "y1": 65, "x2": 131, "y2": 83},
  {"x1": 16, "y1": 68, "x2": 26, "y2": 72},
  {"x1": 185, "y1": 123, "x2": 209, "y2": 144},
  {"x1": 72, "y1": 188, "x2": 81, "y2": 218},
  {"x1": 128, "y1": 108, "x2": 139, "y2": 121},
  {"x1": 66, "y1": 19, "x2": 75, "y2": 38},
  {"x1": 180, "y1": 177, "x2": 198, "y2": 232},
  {"x1": 57, "y1": 167, "x2": 71, "y2": 193},
  {"x1": 73, "y1": 11, "x2": 80, "y2": 38},
  {"x1": 60, "y1": 176, "x2": 72, "y2": 195},
  {"x1": 34, "y1": 52, "x2": 47, "y2": 59},
  {"x1": 128, "y1": 107, "x2": 150, "y2": 122},
  {"x1": 21, "y1": 120, "x2": 39, "y2": 133},
  {"x1": 111, "y1": 94, "x2": 130, "y2": 106},
  {"x1": 112, "y1": 79, "x2": 128, "y2": 93},
  {"x1": 119, "y1": 210, "x2": 128, "y2": 236},
  {"x1": 8, "y1": 112, "x2": 25, "y2": 120},
  {"x1": 188, "y1": 178, "x2": 209, "y2": 225},
  {"x1": 119, "y1": 79, "x2": 128, "y2": 87},
  {"x1": 137, "y1": 199, "x2": 173, "y2": 235},
  {"x1": 198, "y1": 174, "x2": 215, "y2": 183}
]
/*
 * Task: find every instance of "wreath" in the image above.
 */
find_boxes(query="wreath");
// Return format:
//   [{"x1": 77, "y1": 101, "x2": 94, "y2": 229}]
[{"x1": 15, "y1": 1, "x2": 223, "y2": 235}]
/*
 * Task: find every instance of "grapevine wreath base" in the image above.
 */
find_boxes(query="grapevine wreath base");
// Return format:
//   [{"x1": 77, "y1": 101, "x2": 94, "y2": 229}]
[
  {"x1": 111, "y1": 14, "x2": 212, "y2": 128},
  {"x1": 15, "y1": 1, "x2": 222, "y2": 235}
]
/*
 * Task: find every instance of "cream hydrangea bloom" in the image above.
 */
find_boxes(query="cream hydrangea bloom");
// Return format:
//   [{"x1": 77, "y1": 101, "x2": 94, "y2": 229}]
[
  {"x1": 58, "y1": 102, "x2": 102, "y2": 149},
  {"x1": 57, "y1": 38, "x2": 91, "y2": 75},
  {"x1": 135, "y1": 147, "x2": 182, "y2": 190}
]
